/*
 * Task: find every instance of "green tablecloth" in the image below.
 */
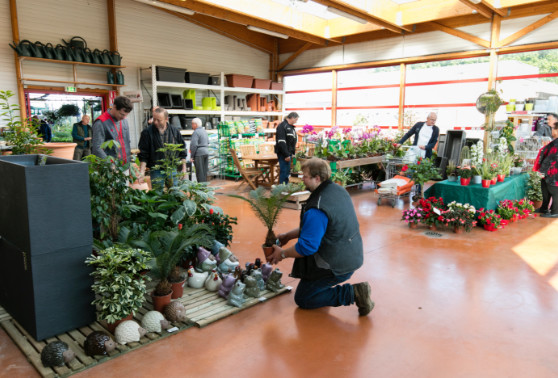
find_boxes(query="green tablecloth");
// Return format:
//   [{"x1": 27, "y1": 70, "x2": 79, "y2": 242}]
[{"x1": 424, "y1": 174, "x2": 527, "y2": 210}]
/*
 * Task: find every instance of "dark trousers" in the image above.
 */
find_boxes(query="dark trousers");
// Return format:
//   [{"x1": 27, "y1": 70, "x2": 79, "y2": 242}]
[
  {"x1": 541, "y1": 179, "x2": 558, "y2": 214},
  {"x1": 278, "y1": 156, "x2": 291, "y2": 185},
  {"x1": 73, "y1": 147, "x2": 91, "y2": 161},
  {"x1": 294, "y1": 272, "x2": 354, "y2": 309},
  {"x1": 194, "y1": 154, "x2": 209, "y2": 182}
]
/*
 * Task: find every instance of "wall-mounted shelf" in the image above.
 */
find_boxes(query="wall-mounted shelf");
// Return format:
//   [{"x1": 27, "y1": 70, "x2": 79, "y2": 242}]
[
  {"x1": 148, "y1": 65, "x2": 284, "y2": 123},
  {"x1": 18, "y1": 56, "x2": 124, "y2": 90}
]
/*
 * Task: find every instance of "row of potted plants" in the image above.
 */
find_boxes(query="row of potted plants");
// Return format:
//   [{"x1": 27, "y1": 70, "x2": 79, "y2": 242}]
[{"x1": 402, "y1": 197, "x2": 536, "y2": 233}]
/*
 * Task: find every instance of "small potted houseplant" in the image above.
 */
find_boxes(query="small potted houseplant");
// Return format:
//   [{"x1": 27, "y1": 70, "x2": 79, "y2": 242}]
[
  {"x1": 0, "y1": 90, "x2": 44, "y2": 155},
  {"x1": 480, "y1": 161, "x2": 493, "y2": 188},
  {"x1": 130, "y1": 226, "x2": 213, "y2": 310},
  {"x1": 526, "y1": 171, "x2": 543, "y2": 210},
  {"x1": 401, "y1": 208, "x2": 422, "y2": 229},
  {"x1": 446, "y1": 160, "x2": 458, "y2": 182},
  {"x1": 85, "y1": 245, "x2": 151, "y2": 333},
  {"x1": 229, "y1": 184, "x2": 299, "y2": 258},
  {"x1": 512, "y1": 155, "x2": 524, "y2": 175},
  {"x1": 458, "y1": 166, "x2": 473, "y2": 186},
  {"x1": 407, "y1": 157, "x2": 442, "y2": 199},
  {"x1": 443, "y1": 201, "x2": 477, "y2": 233}
]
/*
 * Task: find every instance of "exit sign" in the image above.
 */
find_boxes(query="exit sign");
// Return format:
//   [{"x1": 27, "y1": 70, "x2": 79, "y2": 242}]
[{"x1": 65, "y1": 86, "x2": 77, "y2": 93}]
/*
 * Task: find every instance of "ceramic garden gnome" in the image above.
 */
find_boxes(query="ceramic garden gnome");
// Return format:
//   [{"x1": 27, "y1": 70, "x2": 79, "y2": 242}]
[
  {"x1": 197, "y1": 247, "x2": 217, "y2": 272},
  {"x1": 218, "y1": 247, "x2": 240, "y2": 273}
]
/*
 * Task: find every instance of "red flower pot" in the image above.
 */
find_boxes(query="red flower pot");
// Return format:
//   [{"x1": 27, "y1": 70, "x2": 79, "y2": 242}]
[
  {"x1": 460, "y1": 177, "x2": 471, "y2": 186},
  {"x1": 483, "y1": 224, "x2": 497, "y2": 232},
  {"x1": 497, "y1": 174, "x2": 505, "y2": 182},
  {"x1": 500, "y1": 220, "x2": 508, "y2": 227},
  {"x1": 481, "y1": 179, "x2": 491, "y2": 188},
  {"x1": 490, "y1": 177, "x2": 498, "y2": 185}
]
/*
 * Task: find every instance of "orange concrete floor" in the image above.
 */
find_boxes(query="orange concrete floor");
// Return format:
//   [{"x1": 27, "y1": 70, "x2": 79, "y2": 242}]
[{"x1": 1, "y1": 180, "x2": 558, "y2": 378}]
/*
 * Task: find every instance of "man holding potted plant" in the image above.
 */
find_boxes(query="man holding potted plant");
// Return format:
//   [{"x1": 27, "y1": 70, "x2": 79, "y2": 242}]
[{"x1": 267, "y1": 158, "x2": 374, "y2": 316}]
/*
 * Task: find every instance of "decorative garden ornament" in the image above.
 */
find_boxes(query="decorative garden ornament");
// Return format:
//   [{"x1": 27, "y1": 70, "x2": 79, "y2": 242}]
[
  {"x1": 187, "y1": 266, "x2": 209, "y2": 288},
  {"x1": 218, "y1": 274, "x2": 236, "y2": 299},
  {"x1": 244, "y1": 276, "x2": 260, "y2": 298},
  {"x1": 219, "y1": 256, "x2": 240, "y2": 274},
  {"x1": 163, "y1": 302, "x2": 187, "y2": 322},
  {"x1": 41, "y1": 341, "x2": 75, "y2": 367},
  {"x1": 114, "y1": 320, "x2": 146, "y2": 345},
  {"x1": 84, "y1": 331, "x2": 116, "y2": 356},
  {"x1": 197, "y1": 247, "x2": 217, "y2": 272},
  {"x1": 261, "y1": 263, "x2": 273, "y2": 282},
  {"x1": 204, "y1": 269, "x2": 222, "y2": 292},
  {"x1": 218, "y1": 246, "x2": 233, "y2": 262},
  {"x1": 250, "y1": 268, "x2": 265, "y2": 291},
  {"x1": 141, "y1": 311, "x2": 170, "y2": 333},
  {"x1": 266, "y1": 269, "x2": 285, "y2": 293},
  {"x1": 227, "y1": 281, "x2": 246, "y2": 307}
]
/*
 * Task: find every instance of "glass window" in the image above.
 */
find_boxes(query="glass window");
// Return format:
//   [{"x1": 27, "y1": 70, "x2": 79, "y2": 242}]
[
  {"x1": 337, "y1": 66, "x2": 400, "y2": 88},
  {"x1": 406, "y1": 58, "x2": 490, "y2": 83},
  {"x1": 337, "y1": 109, "x2": 398, "y2": 127}
]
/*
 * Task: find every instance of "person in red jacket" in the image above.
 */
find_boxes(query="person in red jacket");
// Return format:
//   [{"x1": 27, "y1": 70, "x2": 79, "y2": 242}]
[
  {"x1": 92, "y1": 96, "x2": 133, "y2": 164},
  {"x1": 533, "y1": 121, "x2": 558, "y2": 217}
]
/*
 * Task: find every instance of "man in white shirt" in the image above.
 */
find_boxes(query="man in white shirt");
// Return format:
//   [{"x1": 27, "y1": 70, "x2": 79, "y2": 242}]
[{"x1": 396, "y1": 112, "x2": 440, "y2": 158}]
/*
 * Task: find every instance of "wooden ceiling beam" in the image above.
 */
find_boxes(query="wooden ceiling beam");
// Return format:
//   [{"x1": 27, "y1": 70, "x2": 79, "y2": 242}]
[
  {"x1": 498, "y1": 9, "x2": 558, "y2": 47},
  {"x1": 278, "y1": 43, "x2": 312, "y2": 71},
  {"x1": 162, "y1": 0, "x2": 334, "y2": 46},
  {"x1": 310, "y1": 0, "x2": 409, "y2": 34},
  {"x1": 457, "y1": 0, "x2": 494, "y2": 19},
  {"x1": 430, "y1": 21, "x2": 490, "y2": 48},
  {"x1": 480, "y1": 0, "x2": 507, "y2": 17}
]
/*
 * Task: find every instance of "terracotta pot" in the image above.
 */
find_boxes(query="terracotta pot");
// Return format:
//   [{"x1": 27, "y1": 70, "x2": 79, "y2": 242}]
[
  {"x1": 151, "y1": 290, "x2": 173, "y2": 313},
  {"x1": 170, "y1": 279, "x2": 186, "y2": 299},
  {"x1": 497, "y1": 174, "x2": 505, "y2": 182},
  {"x1": 105, "y1": 314, "x2": 133, "y2": 334},
  {"x1": 262, "y1": 244, "x2": 274, "y2": 260},
  {"x1": 36, "y1": 142, "x2": 77, "y2": 160},
  {"x1": 453, "y1": 226, "x2": 464, "y2": 234},
  {"x1": 481, "y1": 179, "x2": 491, "y2": 188},
  {"x1": 409, "y1": 222, "x2": 418, "y2": 229},
  {"x1": 490, "y1": 177, "x2": 498, "y2": 185},
  {"x1": 460, "y1": 177, "x2": 471, "y2": 186},
  {"x1": 428, "y1": 224, "x2": 437, "y2": 231},
  {"x1": 532, "y1": 200, "x2": 543, "y2": 210}
]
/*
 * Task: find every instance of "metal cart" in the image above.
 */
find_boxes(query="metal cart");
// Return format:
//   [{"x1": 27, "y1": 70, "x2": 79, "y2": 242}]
[{"x1": 377, "y1": 148, "x2": 419, "y2": 207}]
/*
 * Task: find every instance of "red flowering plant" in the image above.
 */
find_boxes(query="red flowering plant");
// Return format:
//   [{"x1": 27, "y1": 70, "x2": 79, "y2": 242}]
[
  {"x1": 477, "y1": 208, "x2": 503, "y2": 231},
  {"x1": 514, "y1": 198, "x2": 536, "y2": 219},
  {"x1": 417, "y1": 196, "x2": 446, "y2": 226},
  {"x1": 496, "y1": 199, "x2": 520, "y2": 221}
]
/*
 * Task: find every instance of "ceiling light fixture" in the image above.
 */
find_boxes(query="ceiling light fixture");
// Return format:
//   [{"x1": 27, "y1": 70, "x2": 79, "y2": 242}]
[
  {"x1": 247, "y1": 25, "x2": 289, "y2": 39},
  {"x1": 469, "y1": 0, "x2": 482, "y2": 4},
  {"x1": 133, "y1": 0, "x2": 195, "y2": 16},
  {"x1": 326, "y1": 7, "x2": 367, "y2": 24}
]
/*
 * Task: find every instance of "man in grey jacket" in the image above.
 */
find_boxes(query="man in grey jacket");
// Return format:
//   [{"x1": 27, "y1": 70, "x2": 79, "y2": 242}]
[
  {"x1": 92, "y1": 96, "x2": 133, "y2": 164},
  {"x1": 190, "y1": 118, "x2": 210, "y2": 182}
]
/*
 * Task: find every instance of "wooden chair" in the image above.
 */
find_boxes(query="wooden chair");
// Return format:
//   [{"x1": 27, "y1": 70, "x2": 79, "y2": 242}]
[
  {"x1": 229, "y1": 148, "x2": 263, "y2": 190},
  {"x1": 259, "y1": 143, "x2": 275, "y2": 154},
  {"x1": 238, "y1": 144, "x2": 256, "y2": 168}
]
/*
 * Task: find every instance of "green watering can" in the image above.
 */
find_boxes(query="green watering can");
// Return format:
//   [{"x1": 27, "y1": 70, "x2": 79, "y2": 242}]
[
  {"x1": 92, "y1": 49, "x2": 103, "y2": 65},
  {"x1": 54, "y1": 44, "x2": 67, "y2": 60},
  {"x1": 107, "y1": 71, "x2": 115, "y2": 85},
  {"x1": 83, "y1": 48, "x2": 93, "y2": 63},
  {"x1": 43, "y1": 43, "x2": 55, "y2": 60},
  {"x1": 8, "y1": 40, "x2": 34, "y2": 57},
  {"x1": 116, "y1": 71, "x2": 124, "y2": 85}
]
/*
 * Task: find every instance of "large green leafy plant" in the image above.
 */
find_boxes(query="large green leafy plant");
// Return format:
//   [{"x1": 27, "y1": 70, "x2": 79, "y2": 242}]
[
  {"x1": 0, "y1": 90, "x2": 44, "y2": 154},
  {"x1": 151, "y1": 143, "x2": 185, "y2": 190},
  {"x1": 526, "y1": 171, "x2": 543, "y2": 202},
  {"x1": 129, "y1": 226, "x2": 213, "y2": 296},
  {"x1": 85, "y1": 140, "x2": 138, "y2": 245},
  {"x1": 406, "y1": 157, "x2": 442, "y2": 196},
  {"x1": 85, "y1": 245, "x2": 151, "y2": 323},
  {"x1": 229, "y1": 184, "x2": 299, "y2": 247}
]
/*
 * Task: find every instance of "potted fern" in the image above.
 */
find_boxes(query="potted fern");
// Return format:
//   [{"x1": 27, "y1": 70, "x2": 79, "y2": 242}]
[
  {"x1": 228, "y1": 184, "x2": 299, "y2": 258},
  {"x1": 130, "y1": 226, "x2": 213, "y2": 310}
]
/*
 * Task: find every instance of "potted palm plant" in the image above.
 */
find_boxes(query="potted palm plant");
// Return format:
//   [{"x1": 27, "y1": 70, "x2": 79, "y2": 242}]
[
  {"x1": 85, "y1": 245, "x2": 151, "y2": 333},
  {"x1": 228, "y1": 184, "x2": 299, "y2": 258},
  {"x1": 130, "y1": 226, "x2": 213, "y2": 311}
]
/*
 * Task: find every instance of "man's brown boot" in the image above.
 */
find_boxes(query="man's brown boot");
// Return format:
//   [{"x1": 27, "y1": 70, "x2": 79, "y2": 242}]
[{"x1": 353, "y1": 282, "x2": 374, "y2": 316}]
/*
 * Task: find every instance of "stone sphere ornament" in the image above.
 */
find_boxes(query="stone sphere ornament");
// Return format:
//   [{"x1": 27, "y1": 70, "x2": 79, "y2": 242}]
[
  {"x1": 84, "y1": 331, "x2": 116, "y2": 356},
  {"x1": 141, "y1": 311, "x2": 171, "y2": 333},
  {"x1": 40, "y1": 341, "x2": 75, "y2": 367}
]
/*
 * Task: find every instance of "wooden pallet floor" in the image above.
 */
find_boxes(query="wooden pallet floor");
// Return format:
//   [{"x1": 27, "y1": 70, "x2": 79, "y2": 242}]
[{"x1": 0, "y1": 285, "x2": 290, "y2": 378}]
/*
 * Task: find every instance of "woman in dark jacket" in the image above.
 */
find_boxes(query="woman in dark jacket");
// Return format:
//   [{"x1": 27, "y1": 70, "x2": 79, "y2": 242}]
[{"x1": 534, "y1": 121, "x2": 558, "y2": 217}]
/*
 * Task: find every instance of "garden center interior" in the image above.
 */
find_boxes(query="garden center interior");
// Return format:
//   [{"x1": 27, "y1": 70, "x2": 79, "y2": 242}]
[{"x1": 1, "y1": 1, "x2": 558, "y2": 377}]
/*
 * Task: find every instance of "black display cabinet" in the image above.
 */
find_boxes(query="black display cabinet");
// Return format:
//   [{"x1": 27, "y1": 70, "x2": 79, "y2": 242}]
[{"x1": 0, "y1": 155, "x2": 95, "y2": 341}]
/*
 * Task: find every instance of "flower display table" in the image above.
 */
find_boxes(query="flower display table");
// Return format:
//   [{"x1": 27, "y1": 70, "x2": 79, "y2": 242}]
[{"x1": 424, "y1": 173, "x2": 528, "y2": 211}]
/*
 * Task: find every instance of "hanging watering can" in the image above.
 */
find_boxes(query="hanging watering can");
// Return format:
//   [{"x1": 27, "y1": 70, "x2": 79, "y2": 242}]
[
  {"x1": 101, "y1": 49, "x2": 112, "y2": 65},
  {"x1": 116, "y1": 70, "x2": 124, "y2": 85},
  {"x1": 30, "y1": 41, "x2": 45, "y2": 58},
  {"x1": 107, "y1": 71, "x2": 115, "y2": 85},
  {"x1": 43, "y1": 43, "x2": 55, "y2": 60},
  {"x1": 83, "y1": 48, "x2": 93, "y2": 63},
  {"x1": 54, "y1": 44, "x2": 67, "y2": 60},
  {"x1": 8, "y1": 40, "x2": 33, "y2": 57},
  {"x1": 62, "y1": 36, "x2": 87, "y2": 50},
  {"x1": 92, "y1": 49, "x2": 102, "y2": 64},
  {"x1": 110, "y1": 51, "x2": 121, "y2": 66}
]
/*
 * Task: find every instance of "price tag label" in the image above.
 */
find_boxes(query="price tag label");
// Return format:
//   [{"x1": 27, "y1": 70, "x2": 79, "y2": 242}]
[{"x1": 433, "y1": 207, "x2": 441, "y2": 215}]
